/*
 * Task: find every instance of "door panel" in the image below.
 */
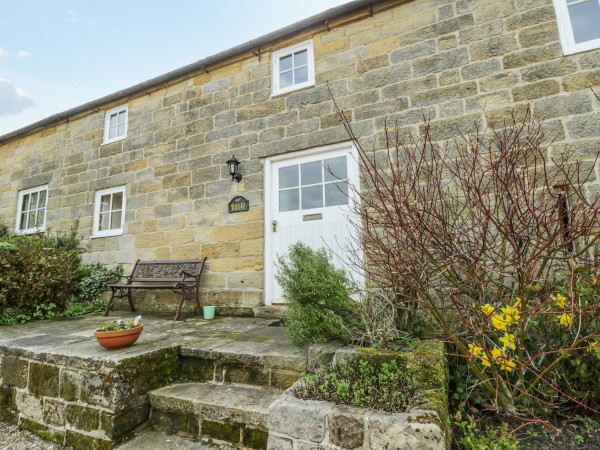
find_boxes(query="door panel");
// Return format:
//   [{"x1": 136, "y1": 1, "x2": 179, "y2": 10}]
[{"x1": 265, "y1": 145, "x2": 359, "y2": 305}]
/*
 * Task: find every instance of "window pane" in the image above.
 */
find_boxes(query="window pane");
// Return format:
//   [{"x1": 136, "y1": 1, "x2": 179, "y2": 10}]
[
  {"x1": 294, "y1": 66, "x2": 308, "y2": 84},
  {"x1": 28, "y1": 211, "x2": 37, "y2": 228},
  {"x1": 324, "y1": 156, "x2": 347, "y2": 181},
  {"x1": 280, "y1": 71, "x2": 293, "y2": 88},
  {"x1": 30, "y1": 192, "x2": 38, "y2": 210},
  {"x1": 118, "y1": 111, "x2": 126, "y2": 123},
  {"x1": 112, "y1": 192, "x2": 123, "y2": 210},
  {"x1": 279, "y1": 166, "x2": 299, "y2": 188},
  {"x1": 301, "y1": 161, "x2": 322, "y2": 185},
  {"x1": 568, "y1": 1, "x2": 600, "y2": 43},
  {"x1": 117, "y1": 123, "x2": 126, "y2": 136},
  {"x1": 279, "y1": 189, "x2": 299, "y2": 212},
  {"x1": 21, "y1": 193, "x2": 30, "y2": 212},
  {"x1": 35, "y1": 208, "x2": 45, "y2": 227},
  {"x1": 100, "y1": 194, "x2": 111, "y2": 213},
  {"x1": 38, "y1": 190, "x2": 47, "y2": 207},
  {"x1": 109, "y1": 114, "x2": 117, "y2": 126},
  {"x1": 111, "y1": 211, "x2": 122, "y2": 230},
  {"x1": 325, "y1": 182, "x2": 348, "y2": 206},
  {"x1": 280, "y1": 54, "x2": 292, "y2": 71},
  {"x1": 99, "y1": 212, "x2": 110, "y2": 231},
  {"x1": 302, "y1": 185, "x2": 323, "y2": 209},
  {"x1": 109, "y1": 126, "x2": 116, "y2": 139},
  {"x1": 294, "y1": 50, "x2": 307, "y2": 67},
  {"x1": 20, "y1": 212, "x2": 28, "y2": 230}
]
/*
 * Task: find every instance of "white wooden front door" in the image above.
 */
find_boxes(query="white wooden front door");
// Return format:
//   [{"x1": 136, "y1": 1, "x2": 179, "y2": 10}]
[{"x1": 264, "y1": 143, "x2": 359, "y2": 305}]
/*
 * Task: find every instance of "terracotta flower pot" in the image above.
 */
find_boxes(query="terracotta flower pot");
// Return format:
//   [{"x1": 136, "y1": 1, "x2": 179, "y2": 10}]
[{"x1": 94, "y1": 325, "x2": 143, "y2": 350}]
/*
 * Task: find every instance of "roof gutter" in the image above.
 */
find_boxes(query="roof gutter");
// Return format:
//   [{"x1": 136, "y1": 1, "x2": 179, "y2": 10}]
[{"x1": 0, "y1": 0, "x2": 389, "y2": 145}]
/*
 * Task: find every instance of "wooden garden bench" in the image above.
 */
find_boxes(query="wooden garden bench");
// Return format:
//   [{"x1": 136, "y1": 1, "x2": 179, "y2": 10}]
[{"x1": 104, "y1": 258, "x2": 207, "y2": 321}]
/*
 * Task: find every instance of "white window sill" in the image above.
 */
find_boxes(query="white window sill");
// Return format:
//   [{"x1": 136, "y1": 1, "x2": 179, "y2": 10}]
[
  {"x1": 16, "y1": 227, "x2": 46, "y2": 235},
  {"x1": 91, "y1": 230, "x2": 124, "y2": 239},
  {"x1": 101, "y1": 135, "x2": 127, "y2": 146},
  {"x1": 271, "y1": 82, "x2": 316, "y2": 99}
]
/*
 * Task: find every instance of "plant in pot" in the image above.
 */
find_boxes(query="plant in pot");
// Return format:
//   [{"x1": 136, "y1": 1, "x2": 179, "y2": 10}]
[{"x1": 94, "y1": 315, "x2": 143, "y2": 350}]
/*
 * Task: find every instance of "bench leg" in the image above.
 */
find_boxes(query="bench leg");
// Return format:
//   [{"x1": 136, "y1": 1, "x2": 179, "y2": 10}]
[
  {"x1": 127, "y1": 288, "x2": 135, "y2": 312},
  {"x1": 174, "y1": 291, "x2": 185, "y2": 321},
  {"x1": 104, "y1": 289, "x2": 116, "y2": 316},
  {"x1": 194, "y1": 286, "x2": 202, "y2": 316}
]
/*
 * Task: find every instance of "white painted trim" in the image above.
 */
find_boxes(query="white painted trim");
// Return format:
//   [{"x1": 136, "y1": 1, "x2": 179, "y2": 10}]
[
  {"x1": 264, "y1": 142, "x2": 360, "y2": 306},
  {"x1": 15, "y1": 185, "x2": 49, "y2": 234},
  {"x1": 271, "y1": 40, "x2": 315, "y2": 97},
  {"x1": 92, "y1": 185, "x2": 126, "y2": 238},
  {"x1": 553, "y1": 0, "x2": 600, "y2": 55},
  {"x1": 102, "y1": 104, "x2": 128, "y2": 145}
]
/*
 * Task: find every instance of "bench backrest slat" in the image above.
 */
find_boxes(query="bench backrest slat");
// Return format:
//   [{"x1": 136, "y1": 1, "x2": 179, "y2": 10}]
[{"x1": 130, "y1": 259, "x2": 206, "y2": 282}]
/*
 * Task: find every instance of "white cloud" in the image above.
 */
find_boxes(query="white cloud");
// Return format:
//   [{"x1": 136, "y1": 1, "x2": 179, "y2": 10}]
[
  {"x1": 0, "y1": 79, "x2": 34, "y2": 117},
  {"x1": 0, "y1": 48, "x2": 8, "y2": 58},
  {"x1": 17, "y1": 51, "x2": 30, "y2": 57}
]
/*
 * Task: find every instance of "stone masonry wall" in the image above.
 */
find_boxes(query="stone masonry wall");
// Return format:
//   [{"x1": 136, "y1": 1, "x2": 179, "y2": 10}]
[{"x1": 0, "y1": 0, "x2": 599, "y2": 312}]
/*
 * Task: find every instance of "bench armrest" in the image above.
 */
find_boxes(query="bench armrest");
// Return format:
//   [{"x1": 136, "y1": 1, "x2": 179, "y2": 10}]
[
  {"x1": 104, "y1": 272, "x2": 132, "y2": 287},
  {"x1": 180, "y1": 270, "x2": 200, "y2": 281}
]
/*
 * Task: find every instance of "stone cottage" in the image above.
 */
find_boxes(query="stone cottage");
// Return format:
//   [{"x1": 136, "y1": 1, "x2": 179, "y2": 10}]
[{"x1": 1, "y1": 0, "x2": 599, "y2": 316}]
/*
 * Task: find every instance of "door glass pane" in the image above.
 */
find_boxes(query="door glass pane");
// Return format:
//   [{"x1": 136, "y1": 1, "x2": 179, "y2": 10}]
[
  {"x1": 111, "y1": 211, "x2": 122, "y2": 230},
  {"x1": 568, "y1": 1, "x2": 600, "y2": 43},
  {"x1": 279, "y1": 189, "x2": 299, "y2": 212},
  {"x1": 280, "y1": 54, "x2": 293, "y2": 71},
  {"x1": 99, "y1": 212, "x2": 110, "y2": 231},
  {"x1": 100, "y1": 194, "x2": 111, "y2": 213},
  {"x1": 294, "y1": 50, "x2": 307, "y2": 67},
  {"x1": 324, "y1": 156, "x2": 347, "y2": 181},
  {"x1": 279, "y1": 166, "x2": 299, "y2": 188},
  {"x1": 117, "y1": 124, "x2": 126, "y2": 136},
  {"x1": 280, "y1": 71, "x2": 293, "y2": 88},
  {"x1": 325, "y1": 182, "x2": 348, "y2": 206},
  {"x1": 302, "y1": 185, "x2": 323, "y2": 209},
  {"x1": 294, "y1": 66, "x2": 308, "y2": 84},
  {"x1": 301, "y1": 161, "x2": 322, "y2": 186}
]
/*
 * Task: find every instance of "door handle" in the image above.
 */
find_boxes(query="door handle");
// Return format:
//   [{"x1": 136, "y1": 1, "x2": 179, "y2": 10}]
[{"x1": 272, "y1": 220, "x2": 277, "y2": 232}]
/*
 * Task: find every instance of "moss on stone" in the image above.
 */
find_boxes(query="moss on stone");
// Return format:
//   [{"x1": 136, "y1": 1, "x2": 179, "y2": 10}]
[
  {"x1": 243, "y1": 426, "x2": 269, "y2": 449},
  {"x1": 65, "y1": 430, "x2": 112, "y2": 450},
  {"x1": 179, "y1": 357, "x2": 214, "y2": 381},
  {"x1": 201, "y1": 419, "x2": 241, "y2": 443},
  {"x1": 28, "y1": 363, "x2": 60, "y2": 397},
  {"x1": 19, "y1": 418, "x2": 64, "y2": 445},
  {"x1": 66, "y1": 404, "x2": 101, "y2": 431}
]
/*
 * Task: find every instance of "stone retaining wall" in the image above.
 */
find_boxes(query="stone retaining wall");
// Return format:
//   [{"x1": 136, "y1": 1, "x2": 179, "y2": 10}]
[
  {"x1": 267, "y1": 340, "x2": 450, "y2": 449},
  {"x1": 0, "y1": 346, "x2": 179, "y2": 449}
]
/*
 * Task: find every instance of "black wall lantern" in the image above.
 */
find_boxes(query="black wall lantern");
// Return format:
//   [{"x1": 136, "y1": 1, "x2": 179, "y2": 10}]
[{"x1": 226, "y1": 155, "x2": 242, "y2": 183}]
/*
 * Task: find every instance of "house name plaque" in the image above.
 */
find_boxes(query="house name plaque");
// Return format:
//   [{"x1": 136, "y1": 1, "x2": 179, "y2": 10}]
[{"x1": 228, "y1": 196, "x2": 249, "y2": 213}]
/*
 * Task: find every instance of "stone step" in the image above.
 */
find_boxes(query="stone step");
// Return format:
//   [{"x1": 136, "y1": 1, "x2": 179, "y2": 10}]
[
  {"x1": 116, "y1": 429, "x2": 235, "y2": 449},
  {"x1": 178, "y1": 326, "x2": 308, "y2": 390},
  {"x1": 148, "y1": 382, "x2": 281, "y2": 449}
]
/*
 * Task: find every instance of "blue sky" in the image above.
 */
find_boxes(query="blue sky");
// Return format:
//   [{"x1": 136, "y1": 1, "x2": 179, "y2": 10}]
[{"x1": 0, "y1": 0, "x2": 348, "y2": 136}]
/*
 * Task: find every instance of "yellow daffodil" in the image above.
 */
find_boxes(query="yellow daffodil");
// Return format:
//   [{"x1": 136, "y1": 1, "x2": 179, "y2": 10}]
[
  {"x1": 559, "y1": 312, "x2": 572, "y2": 327},
  {"x1": 553, "y1": 294, "x2": 567, "y2": 309},
  {"x1": 481, "y1": 304, "x2": 494, "y2": 316},
  {"x1": 587, "y1": 341, "x2": 599, "y2": 353},
  {"x1": 491, "y1": 314, "x2": 509, "y2": 331},
  {"x1": 468, "y1": 344, "x2": 484, "y2": 358},
  {"x1": 481, "y1": 351, "x2": 492, "y2": 367},
  {"x1": 501, "y1": 305, "x2": 520, "y2": 325},
  {"x1": 499, "y1": 332, "x2": 516, "y2": 351}
]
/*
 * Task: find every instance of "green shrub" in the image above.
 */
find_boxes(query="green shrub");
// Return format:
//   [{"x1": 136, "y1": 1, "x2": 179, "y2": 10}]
[
  {"x1": 276, "y1": 242, "x2": 360, "y2": 347},
  {"x1": 73, "y1": 263, "x2": 123, "y2": 304},
  {"x1": 293, "y1": 359, "x2": 415, "y2": 412}
]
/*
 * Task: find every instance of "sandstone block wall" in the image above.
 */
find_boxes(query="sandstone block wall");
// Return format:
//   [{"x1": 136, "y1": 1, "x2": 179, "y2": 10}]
[{"x1": 1, "y1": 0, "x2": 599, "y2": 312}]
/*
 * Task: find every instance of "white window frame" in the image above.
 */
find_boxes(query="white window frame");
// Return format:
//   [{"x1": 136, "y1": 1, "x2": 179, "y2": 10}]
[
  {"x1": 553, "y1": 0, "x2": 600, "y2": 55},
  {"x1": 102, "y1": 104, "x2": 128, "y2": 145},
  {"x1": 15, "y1": 185, "x2": 49, "y2": 234},
  {"x1": 92, "y1": 186, "x2": 126, "y2": 238},
  {"x1": 271, "y1": 40, "x2": 315, "y2": 97}
]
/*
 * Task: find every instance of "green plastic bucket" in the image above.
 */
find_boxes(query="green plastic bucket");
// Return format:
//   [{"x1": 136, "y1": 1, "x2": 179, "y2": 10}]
[{"x1": 203, "y1": 305, "x2": 216, "y2": 320}]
